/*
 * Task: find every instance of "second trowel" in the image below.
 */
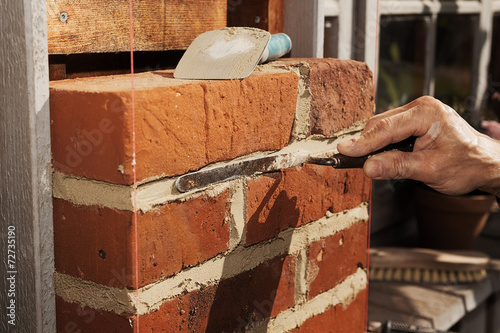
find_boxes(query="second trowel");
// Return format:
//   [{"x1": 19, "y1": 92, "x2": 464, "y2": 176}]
[
  {"x1": 175, "y1": 137, "x2": 416, "y2": 193},
  {"x1": 174, "y1": 27, "x2": 292, "y2": 80}
]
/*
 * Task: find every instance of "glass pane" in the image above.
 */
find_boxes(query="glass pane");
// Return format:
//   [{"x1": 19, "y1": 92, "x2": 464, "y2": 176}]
[
  {"x1": 376, "y1": 16, "x2": 427, "y2": 112},
  {"x1": 434, "y1": 14, "x2": 477, "y2": 117}
]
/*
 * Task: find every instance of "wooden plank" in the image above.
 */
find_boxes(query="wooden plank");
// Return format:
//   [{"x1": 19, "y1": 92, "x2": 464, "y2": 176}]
[
  {"x1": 47, "y1": 0, "x2": 227, "y2": 54},
  {"x1": 1, "y1": 0, "x2": 55, "y2": 331},
  {"x1": 268, "y1": 0, "x2": 285, "y2": 34},
  {"x1": 228, "y1": 0, "x2": 285, "y2": 34}
]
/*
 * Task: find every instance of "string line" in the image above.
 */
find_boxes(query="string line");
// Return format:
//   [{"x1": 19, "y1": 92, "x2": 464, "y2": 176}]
[
  {"x1": 127, "y1": 0, "x2": 140, "y2": 332},
  {"x1": 365, "y1": 0, "x2": 380, "y2": 330}
]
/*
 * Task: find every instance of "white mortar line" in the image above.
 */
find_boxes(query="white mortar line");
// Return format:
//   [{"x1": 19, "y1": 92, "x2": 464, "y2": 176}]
[
  {"x1": 294, "y1": 248, "x2": 309, "y2": 305},
  {"x1": 286, "y1": 202, "x2": 369, "y2": 255},
  {"x1": 52, "y1": 172, "x2": 134, "y2": 211},
  {"x1": 52, "y1": 130, "x2": 365, "y2": 212},
  {"x1": 250, "y1": 268, "x2": 368, "y2": 333},
  {"x1": 54, "y1": 272, "x2": 136, "y2": 314},
  {"x1": 55, "y1": 202, "x2": 368, "y2": 315},
  {"x1": 229, "y1": 180, "x2": 246, "y2": 249}
]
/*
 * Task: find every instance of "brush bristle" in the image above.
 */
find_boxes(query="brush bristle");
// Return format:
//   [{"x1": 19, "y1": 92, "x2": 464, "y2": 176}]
[{"x1": 369, "y1": 267, "x2": 488, "y2": 284}]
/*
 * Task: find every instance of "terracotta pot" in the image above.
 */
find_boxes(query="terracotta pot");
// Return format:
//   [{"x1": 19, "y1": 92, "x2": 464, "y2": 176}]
[{"x1": 414, "y1": 186, "x2": 495, "y2": 250}]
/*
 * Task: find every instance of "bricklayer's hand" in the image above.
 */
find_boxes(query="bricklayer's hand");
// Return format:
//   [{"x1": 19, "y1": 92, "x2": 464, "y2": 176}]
[{"x1": 337, "y1": 96, "x2": 500, "y2": 196}]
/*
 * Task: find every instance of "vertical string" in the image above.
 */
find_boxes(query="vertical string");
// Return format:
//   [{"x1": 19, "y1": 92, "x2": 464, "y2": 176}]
[
  {"x1": 127, "y1": 0, "x2": 140, "y2": 332},
  {"x1": 365, "y1": 0, "x2": 380, "y2": 330}
]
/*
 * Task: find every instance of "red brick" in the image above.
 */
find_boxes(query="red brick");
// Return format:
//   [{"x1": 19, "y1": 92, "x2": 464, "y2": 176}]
[
  {"x1": 133, "y1": 255, "x2": 296, "y2": 332},
  {"x1": 291, "y1": 288, "x2": 368, "y2": 333},
  {"x1": 308, "y1": 59, "x2": 374, "y2": 136},
  {"x1": 308, "y1": 222, "x2": 368, "y2": 299},
  {"x1": 53, "y1": 190, "x2": 230, "y2": 288},
  {"x1": 50, "y1": 71, "x2": 298, "y2": 184},
  {"x1": 245, "y1": 165, "x2": 370, "y2": 245},
  {"x1": 56, "y1": 296, "x2": 133, "y2": 333},
  {"x1": 281, "y1": 58, "x2": 374, "y2": 136}
]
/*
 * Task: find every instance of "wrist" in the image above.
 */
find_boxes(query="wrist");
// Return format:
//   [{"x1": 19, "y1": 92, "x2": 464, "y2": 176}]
[{"x1": 477, "y1": 135, "x2": 500, "y2": 197}]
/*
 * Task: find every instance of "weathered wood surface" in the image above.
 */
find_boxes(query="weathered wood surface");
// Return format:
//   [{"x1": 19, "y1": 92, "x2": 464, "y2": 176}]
[
  {"x1": 227, "y1": 0, "x2": 284, "y2": 34},
  {"x1": 1, "y1": 0, "x2": 55, "y2": 331},
  {"x1": 369, "y1": 277, "x2": 493, "y2": 330},
  {"x1": 47, "y1": 0, "x2": 227, "y2": 54}
]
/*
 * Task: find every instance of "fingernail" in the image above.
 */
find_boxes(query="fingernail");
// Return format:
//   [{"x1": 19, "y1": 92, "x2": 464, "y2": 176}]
[{"x1": 364, "y1": 159, "x2": 382, "y2": 179}]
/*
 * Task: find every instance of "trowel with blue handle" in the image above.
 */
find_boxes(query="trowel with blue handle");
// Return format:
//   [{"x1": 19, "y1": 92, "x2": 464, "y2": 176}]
[{"x1": 174, "y1": 27, "x2": 292, "y2": 80}]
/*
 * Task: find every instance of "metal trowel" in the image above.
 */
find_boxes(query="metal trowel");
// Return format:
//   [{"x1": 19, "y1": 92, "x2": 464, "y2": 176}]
[
  {"x1": 175, "y1": 137, "x2": 417, "y2": 193},
  {"x1": 174, "y1": 27, "x2": 292, "y2": 80}
]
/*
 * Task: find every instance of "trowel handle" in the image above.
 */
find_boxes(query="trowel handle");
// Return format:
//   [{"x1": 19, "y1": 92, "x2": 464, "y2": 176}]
[
  {"x1": 259, "y1": 33, "x2": 292, "y2": 64},
  {"x1": 309, "y1": 136, "x2": 417, "y2": 169}
]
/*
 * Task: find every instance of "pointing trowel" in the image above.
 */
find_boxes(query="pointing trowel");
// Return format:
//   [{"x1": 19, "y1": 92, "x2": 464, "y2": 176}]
[
  {"x1": 174, "y1": 27, "x2": 292, "y2": 80},
  {"x1": 175, "y1": 137, "x2": 416, "y2": 193}
]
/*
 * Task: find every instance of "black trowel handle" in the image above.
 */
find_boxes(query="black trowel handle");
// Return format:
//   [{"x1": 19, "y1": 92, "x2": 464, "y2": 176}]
[{"x1": 310, "y1": 136, "x2": 417, "y2": 169}]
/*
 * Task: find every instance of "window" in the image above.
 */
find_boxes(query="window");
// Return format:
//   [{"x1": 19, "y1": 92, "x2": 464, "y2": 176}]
[
  {"x1": 377, "y1": 15, "x2": 427, "y2": 111},
  {"x1": 322, "y1": 0, "x2": 500, "y2": 121}
]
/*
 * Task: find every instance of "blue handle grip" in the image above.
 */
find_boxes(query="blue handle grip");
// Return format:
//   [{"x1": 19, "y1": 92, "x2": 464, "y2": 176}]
[{"x1": 260, "y1": 33, "x2": 292, "y2": 63}]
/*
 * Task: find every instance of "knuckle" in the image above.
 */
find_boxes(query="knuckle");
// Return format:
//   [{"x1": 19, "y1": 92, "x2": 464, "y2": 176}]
[
  {"x1": 373, "y1": 117, "x2": 396, "y2": 139},
  {"x1": 417, "y1": 95, "x2": 437, "y2": 104},
  {"x1": 390, "y1": 154, "x2": 410, "y2": 179}
]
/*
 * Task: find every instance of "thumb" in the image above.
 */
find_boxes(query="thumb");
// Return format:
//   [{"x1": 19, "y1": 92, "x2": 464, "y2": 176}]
[{"x1": 363, "y1": 151, "x2": 420, "y2": 180}]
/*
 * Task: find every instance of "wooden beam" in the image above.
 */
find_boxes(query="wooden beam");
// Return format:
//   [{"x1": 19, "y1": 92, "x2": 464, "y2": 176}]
[
  {"x1": 47, "y1": 0, "x2": 227, "y2": 54},
  {"x1": 0, "y1": 0, "x2": 55, "y2": 331}
]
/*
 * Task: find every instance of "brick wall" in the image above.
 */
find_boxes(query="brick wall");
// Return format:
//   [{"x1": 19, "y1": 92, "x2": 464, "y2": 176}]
[{"x1": 50, "y1": 58, "x2": 374, "y2": 332}]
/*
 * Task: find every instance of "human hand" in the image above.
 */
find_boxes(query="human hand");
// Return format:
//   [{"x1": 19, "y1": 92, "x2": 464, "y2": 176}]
[
  {"x1": 337, "y1": 96, "x2": 500, "y2": 196},
  {"x1": 481, "y1": 120, "x2": 500, "y2": 140}
]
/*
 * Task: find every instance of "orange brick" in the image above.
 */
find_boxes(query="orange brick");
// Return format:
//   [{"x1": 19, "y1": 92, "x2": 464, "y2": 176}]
[
  {"x1": 245, "y1": 165, "x2": 370, "y2": 245},
  {"x1": 292, "y1": 288, "x2": 368, "y2": 333},
  {"x1": 308, "y1": 222, "x2": 368, "y2": 299},
  {"x1": 53, "y1": 190, "x2": 231, "y2": 288},
  {"x1": 134, "y1": 255, "x2": 295, "y2": 332},
  {"x1": 50, "y1": 71, "x2": 298, "y2": 184}
]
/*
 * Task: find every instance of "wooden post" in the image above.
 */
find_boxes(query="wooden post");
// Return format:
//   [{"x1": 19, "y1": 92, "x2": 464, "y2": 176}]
[
  {"x1": 473, "y1": 0, "x2": 493, "y2": 122},
  {"x1": 284, "y1": 0, "x2": 324, "y2": 58},
  {"x1": 338, "y1": 0, "x2": 354, "y2": 60},
  {"x1": 363, "y1": 0, "x2": 379, "y2": 80},
  {"x1": 0, "y1": 0, "x2": 55, "y2": 332}
]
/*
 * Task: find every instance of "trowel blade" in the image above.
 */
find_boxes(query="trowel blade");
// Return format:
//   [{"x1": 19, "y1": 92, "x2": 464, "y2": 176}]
[{"x1": 175, "y1": 151, "x2": 311, "y2": 193}]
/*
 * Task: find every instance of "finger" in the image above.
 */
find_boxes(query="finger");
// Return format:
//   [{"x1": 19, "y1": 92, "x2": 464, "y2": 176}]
[
  {"x1": 363, "y1": 97, "x2": 427, "y2": 132},
  {"x1": 338, "y1": 109, "x2": 424, "y2": 157},
  {"x1": 365, "y1": 96, "x2": 434, "y2": 130},
  {"x1": 481, "y1": 120, "x2": 494, "y2": 130},
  {"x1": 363, "y1": 150, "x2": 427, "y2": 181}
]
